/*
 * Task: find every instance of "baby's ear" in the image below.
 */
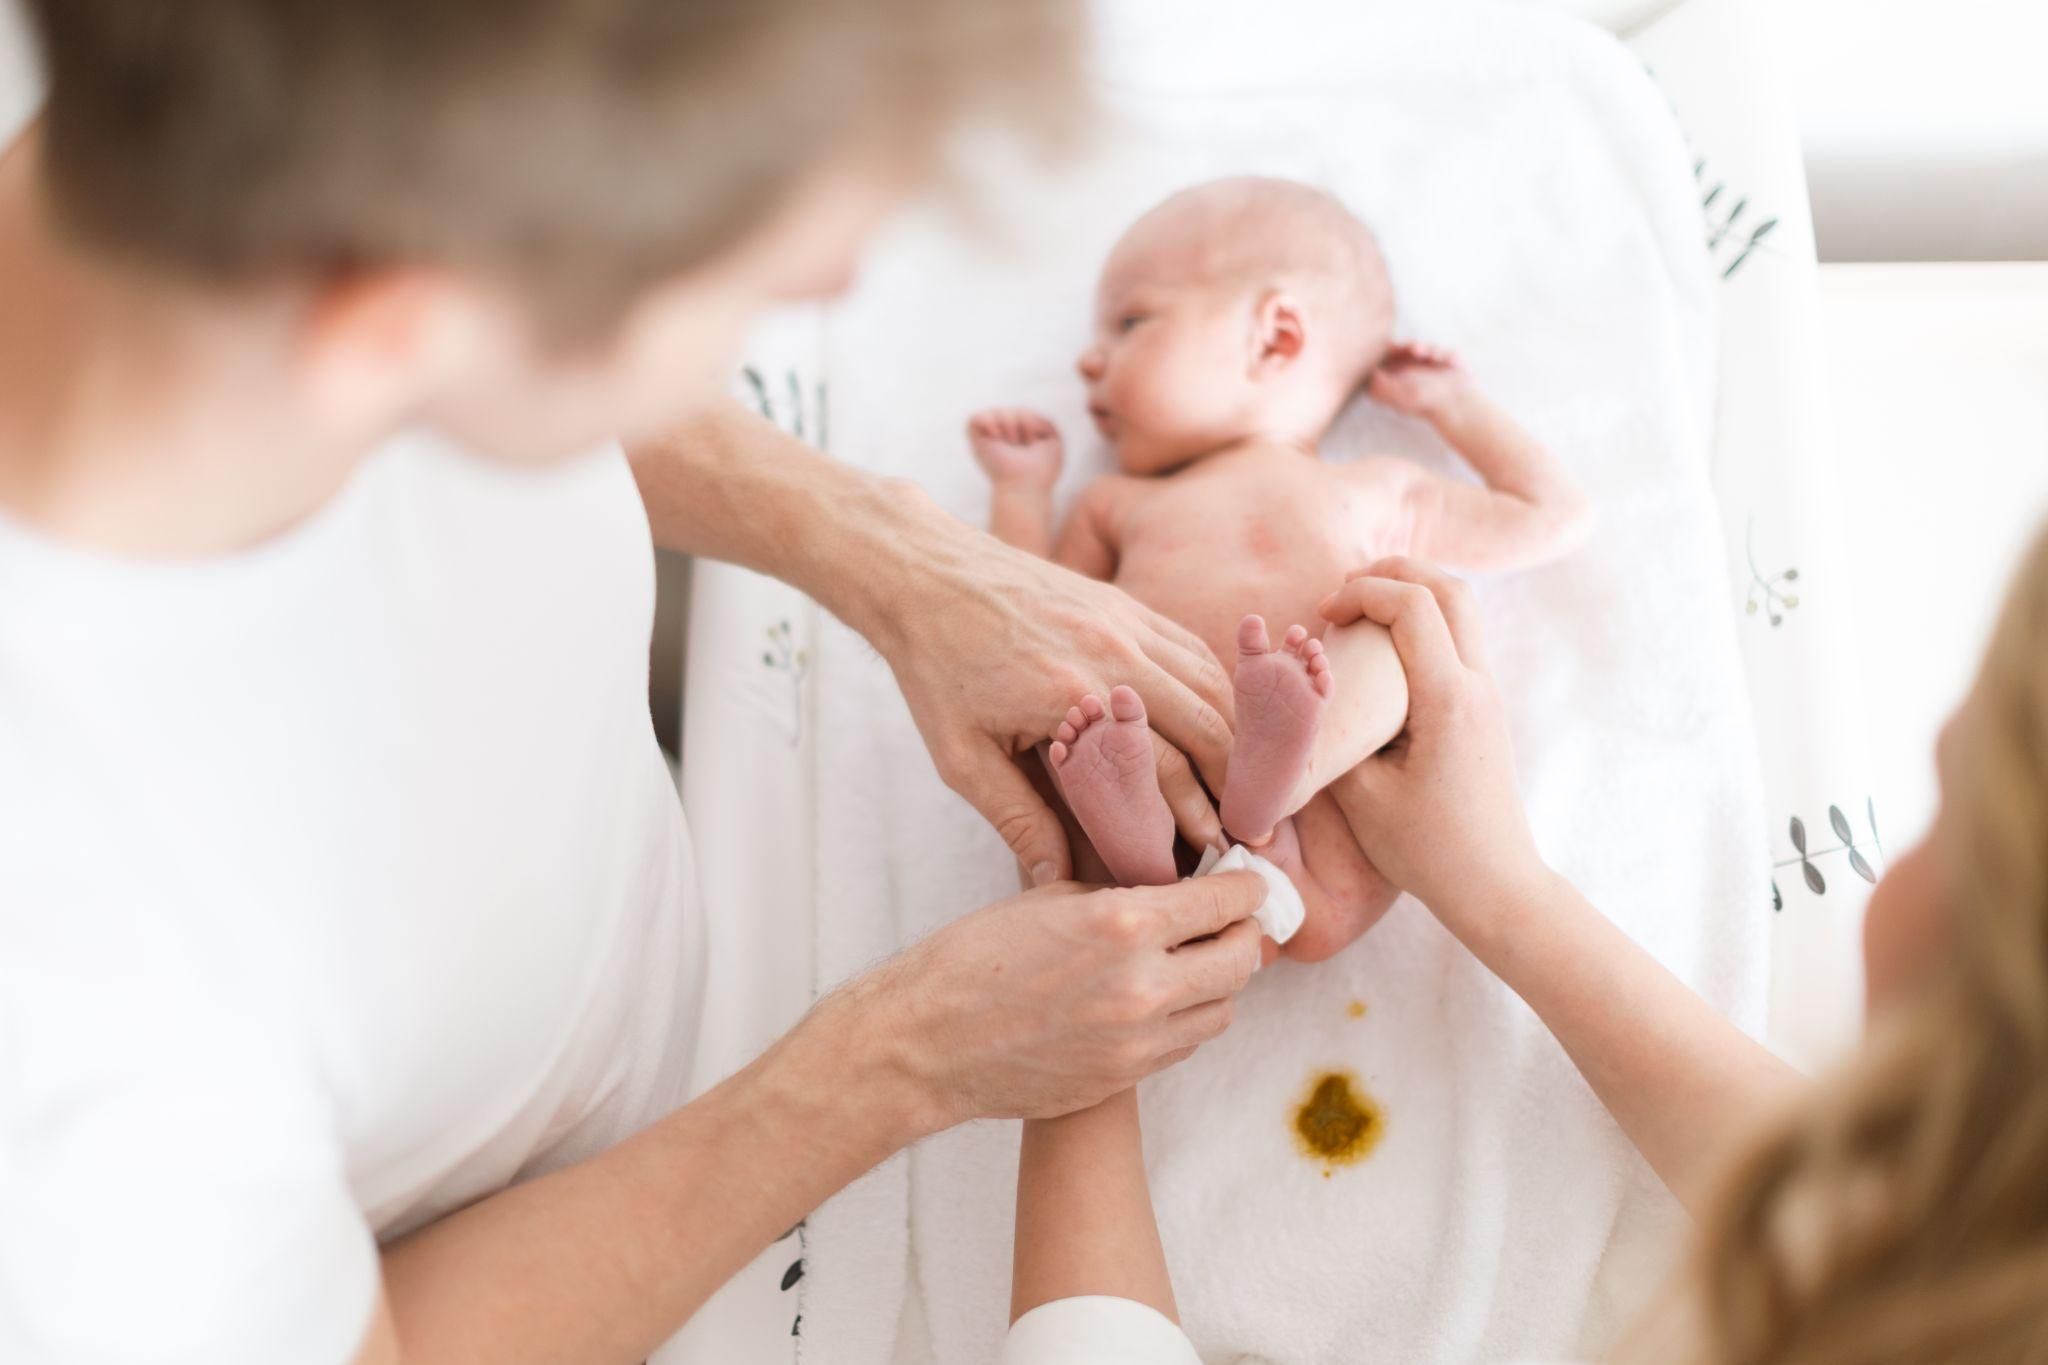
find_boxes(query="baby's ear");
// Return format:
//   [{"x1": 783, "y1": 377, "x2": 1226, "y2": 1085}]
[{"x1": 1252, "y1": 291, "x2": 1307, "y2": 372}]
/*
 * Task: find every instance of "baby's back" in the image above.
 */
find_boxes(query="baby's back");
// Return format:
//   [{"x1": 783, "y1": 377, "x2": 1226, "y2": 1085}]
[{"x1": 1108, "y1": 446, "x2": 1396, "y2": 662}]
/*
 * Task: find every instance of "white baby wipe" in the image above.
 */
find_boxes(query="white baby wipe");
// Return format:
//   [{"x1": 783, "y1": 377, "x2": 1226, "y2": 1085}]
[{"x1": 1192, "y1": 844, "x2": 1304, "y2": 947}]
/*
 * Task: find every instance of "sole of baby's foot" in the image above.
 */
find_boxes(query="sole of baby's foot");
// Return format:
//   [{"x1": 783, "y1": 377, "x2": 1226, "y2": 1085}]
[
  {"x1": 1049, "y1": 686, "x2": 1179, "y2": 887},
  {"x1": 1218, "y1": 615, "x2": 1332, "y2": 846}
]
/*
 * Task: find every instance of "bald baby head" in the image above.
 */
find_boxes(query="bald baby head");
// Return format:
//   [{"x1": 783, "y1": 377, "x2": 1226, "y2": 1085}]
[
  {"x1": 1116, "y1": 177, "x2": 1391, "y2": 385},
  {"x1": 1080, "y1": 177, "x2": 1395, "y2": 472}
]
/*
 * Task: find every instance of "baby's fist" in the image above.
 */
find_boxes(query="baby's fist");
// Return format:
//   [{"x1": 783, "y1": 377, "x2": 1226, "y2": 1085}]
[
  {"x1": 968, "y1": 408, "x2": 1065, "y2": 489},
  {"x1": 1366, "y1": 342, "x2": 1471, "y2": 420}
]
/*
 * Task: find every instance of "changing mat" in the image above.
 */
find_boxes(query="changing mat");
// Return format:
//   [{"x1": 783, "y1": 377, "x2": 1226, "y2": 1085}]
[{"x1": 669, "y1": 2, "x2": 1773, "y2": 1361}]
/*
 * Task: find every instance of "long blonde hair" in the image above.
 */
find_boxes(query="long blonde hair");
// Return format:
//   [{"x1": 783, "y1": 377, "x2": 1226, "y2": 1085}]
[{"x1": 1683, "y1": 525, "x2": 2048, "y2": 1363}]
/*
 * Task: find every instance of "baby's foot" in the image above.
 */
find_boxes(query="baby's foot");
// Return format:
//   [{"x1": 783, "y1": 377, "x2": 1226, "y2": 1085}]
[
  {"x1": 1049, "y1": 686, "x2": 1178, "y2": 887},
  {"x1": 968, "y1": 408, "x2": 1064, "y2": 489},
  {"x1": 1218, "y1": 615, "x2": 1332, "y2": 846}
]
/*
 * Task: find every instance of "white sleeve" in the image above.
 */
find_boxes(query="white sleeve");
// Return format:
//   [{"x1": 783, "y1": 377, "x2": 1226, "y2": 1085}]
[
  {"x1": 0, "y1": 913, "x2": 378, "y2": 1365},
  {"x1": 1002, "y1": 1297, "x2": 1204, "y2": 1365}
]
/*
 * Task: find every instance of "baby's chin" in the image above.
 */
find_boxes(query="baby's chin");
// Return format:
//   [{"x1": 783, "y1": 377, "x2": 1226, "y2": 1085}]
[{"x1": 1111, "y1": 427, "x2": 1220, "y2": 477}]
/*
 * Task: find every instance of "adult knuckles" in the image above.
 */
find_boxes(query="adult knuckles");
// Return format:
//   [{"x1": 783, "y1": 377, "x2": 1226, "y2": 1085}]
[{"x1": 1093, "y1": 898, "x2": 1150, "y2": 947}]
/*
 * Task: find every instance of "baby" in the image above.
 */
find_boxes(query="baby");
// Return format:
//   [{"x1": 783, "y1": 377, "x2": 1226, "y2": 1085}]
[{"x1": 970, "y1": 177, "x2": 1591, "y2": 955}]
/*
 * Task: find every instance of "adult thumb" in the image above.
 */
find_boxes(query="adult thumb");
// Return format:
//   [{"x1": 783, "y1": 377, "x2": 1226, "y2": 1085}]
[{"x1": 960, "y1": 746, "x2": 1072, "y2": 886}]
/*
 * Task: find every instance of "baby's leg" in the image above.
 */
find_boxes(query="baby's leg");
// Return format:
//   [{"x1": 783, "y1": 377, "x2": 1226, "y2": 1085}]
[
  {"x1": 1048, "y1": 687, "x2": 1178, "y2": 887},
  {"x1": 1011, "y1": 1089, "x2": 1179, "y2": 1327},
  {"x1": 1218, "y1": 615, "x2": 1408, "y2": 847}
]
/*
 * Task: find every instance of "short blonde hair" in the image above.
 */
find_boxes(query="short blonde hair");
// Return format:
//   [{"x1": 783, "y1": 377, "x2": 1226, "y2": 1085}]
[{"x1": 26, "y1": 0, "x2": 1083, "y2": 328}]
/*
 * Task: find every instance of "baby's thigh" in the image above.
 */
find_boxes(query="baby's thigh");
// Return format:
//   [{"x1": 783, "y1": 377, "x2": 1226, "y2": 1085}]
[
  {"x1": 1307, "y1": 619, "x2": 1409, "y2": 788},
  {"x1": 1284, "y1": 792, "x2": 1400, "y2": 962}
]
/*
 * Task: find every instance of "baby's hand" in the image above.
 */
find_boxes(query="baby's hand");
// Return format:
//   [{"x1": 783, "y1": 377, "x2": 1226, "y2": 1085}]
[
  {"x1": 1366, "y1": 342, "x2": 1472, "y2": 420},
  {"x1": 968, "y1": 408, "x2": 1065, "y2": 489}
]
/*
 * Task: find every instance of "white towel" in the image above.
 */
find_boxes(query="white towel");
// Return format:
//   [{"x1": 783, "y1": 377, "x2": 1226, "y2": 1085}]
[{"x1": 797, "y1": 3, "x2": 1769, "y2": 1362}]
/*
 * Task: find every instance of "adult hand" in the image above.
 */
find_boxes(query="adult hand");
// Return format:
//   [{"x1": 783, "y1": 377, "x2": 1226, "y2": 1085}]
[
  {"x1": 1317, "y1": 557, "x2": 1547, "y2": 927},
  {"x1": 860, "y1": 871, "x2": 1267, "y2": 1126},
  {"x1": 627, "y1": 407, "x2": 1232, "y2": 881},
  {"x1": 877, "y1": 513, "x2": 1234, "y2": 883}
]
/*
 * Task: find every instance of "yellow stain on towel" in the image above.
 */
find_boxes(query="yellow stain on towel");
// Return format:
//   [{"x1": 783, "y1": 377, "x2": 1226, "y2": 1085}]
[
  {"x1": 1292, "y1": 1070, "x2": 1383, "y2": 1176},
  {"x1": 1346, "y1": 1000, "x2": 1366, "y2": 1019}
]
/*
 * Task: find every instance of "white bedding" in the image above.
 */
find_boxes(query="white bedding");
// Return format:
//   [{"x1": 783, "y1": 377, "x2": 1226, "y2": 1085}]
[{"x1": 658, "y1": 0, "x2": 1866, "y2": 1361}]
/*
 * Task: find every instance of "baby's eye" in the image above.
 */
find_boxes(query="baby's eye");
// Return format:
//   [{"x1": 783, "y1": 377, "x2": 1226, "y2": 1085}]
[{"x1": 1117, "y1": 314, "x2": 1146, "y2": 334}]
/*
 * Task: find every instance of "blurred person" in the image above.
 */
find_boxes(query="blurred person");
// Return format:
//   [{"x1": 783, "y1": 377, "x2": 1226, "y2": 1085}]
[
  {"x1": 997, "y1": 532, "x2": 2048, "y2": 1365},
  {"x1": 0, "y1": 3, "x2": 1270, "y2": 1361}
]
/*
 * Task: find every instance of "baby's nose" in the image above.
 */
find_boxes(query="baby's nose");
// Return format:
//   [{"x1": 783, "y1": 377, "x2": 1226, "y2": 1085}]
[{"x1": 1076, "y1": 346, "x2": 1106, "y2": 380}]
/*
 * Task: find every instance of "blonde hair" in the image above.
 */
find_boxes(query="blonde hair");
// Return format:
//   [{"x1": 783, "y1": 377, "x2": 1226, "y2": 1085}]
[{"x1": 1665, "y1": 524, "x2": 2048, "y2": 1364}]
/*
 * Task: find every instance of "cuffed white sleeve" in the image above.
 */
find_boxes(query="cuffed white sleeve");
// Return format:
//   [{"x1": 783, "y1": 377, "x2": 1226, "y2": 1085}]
[{"x1": 1002, "y1": 1296, "x2": 1204, "y2": 1365}]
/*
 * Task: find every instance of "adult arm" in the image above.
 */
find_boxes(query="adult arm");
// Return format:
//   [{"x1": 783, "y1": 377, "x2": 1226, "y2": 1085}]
[
  {"x1": 628, "y1": 402, "x2": 1234, "y2": 884},
  {"x1": 355, "y1": 873, "x2": 1266, "y2": 1364},
  {"x1": 1318, "y1": 559, "x2": 1801, "y2": 1209}
]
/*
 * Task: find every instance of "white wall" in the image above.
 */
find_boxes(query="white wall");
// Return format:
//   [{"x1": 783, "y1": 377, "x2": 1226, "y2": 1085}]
[
  {"x1": 1777, "y1": 0, "x2": 2048, "y2": 260},
  {"x1": 1825, "y1": 263, "x2": 2048, "y2": 848}
]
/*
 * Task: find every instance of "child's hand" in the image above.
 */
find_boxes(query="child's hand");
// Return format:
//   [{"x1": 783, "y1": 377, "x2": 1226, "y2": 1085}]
[
  {"x1": 968, "y1": 408, "x2": 1065, "y2": 489},
  {"x1": 1366, "y1": 342, "x2": 1472, "y2": 421}
]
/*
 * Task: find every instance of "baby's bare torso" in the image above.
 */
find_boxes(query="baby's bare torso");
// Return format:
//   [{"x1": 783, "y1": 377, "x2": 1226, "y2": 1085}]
[{"x1": 1103, "y1": 444, "x2": 1403, "y2": 664}]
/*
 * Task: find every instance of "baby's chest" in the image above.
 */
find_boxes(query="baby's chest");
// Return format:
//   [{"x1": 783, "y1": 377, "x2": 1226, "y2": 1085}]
[{"x1": 1120, "y1": 474, "x2": 1389, "y2": 577}]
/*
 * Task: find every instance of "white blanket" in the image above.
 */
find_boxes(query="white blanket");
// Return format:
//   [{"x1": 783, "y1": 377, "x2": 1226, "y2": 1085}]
[{"x1": 788, "y1": 4, "x2": 1770, "y2": 1362}]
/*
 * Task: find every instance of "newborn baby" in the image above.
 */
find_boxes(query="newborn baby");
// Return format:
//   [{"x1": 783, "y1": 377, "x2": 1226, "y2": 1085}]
[{"x1": 970, "y1": 177, "x2": 1590, "y2": 955}]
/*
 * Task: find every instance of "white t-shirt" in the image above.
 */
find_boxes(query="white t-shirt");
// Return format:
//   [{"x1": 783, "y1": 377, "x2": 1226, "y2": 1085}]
[{"x1": 0, "y1": 24, "x2": 706, "y2": 1364}]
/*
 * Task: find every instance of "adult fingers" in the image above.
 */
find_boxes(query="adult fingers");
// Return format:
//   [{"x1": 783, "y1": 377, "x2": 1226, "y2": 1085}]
[
  {"x1": 1160, "y1": 998, "x2": 1236, "y2": 1055},
  {"x1": 948, "y1": 742, "x2": 1073, "y2": 885},
  {"x1": 1131, "y1": 659, "x2": 1234, "y2": 795},
  {"x1": 1151, "y1": 732, "x2": 1224, "y2": 853},
  {"x1": 1355, "y1": 556, "x2": 1489, "y2": 673},
  {"x1": 1158, "y1": 916, "x2": 1264, "y2": 1011},
  {"x1": 1318, "y1": 575, "x2": 1466, "y2": 698},
  {"x1": 1130, "y1": 870, "x2": 1265, "y2": 947}
]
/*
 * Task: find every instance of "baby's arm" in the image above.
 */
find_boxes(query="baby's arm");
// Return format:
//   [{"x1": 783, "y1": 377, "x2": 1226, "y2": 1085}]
[
  {"x1": 1048, "y1": 477, "x2": 1133, "y2": 581},
  {"x1": 970, "y1": 408, "x2": 1067, "y2": 558},
  {"x1": 1359, "y1": 344, "x2": 1594, "y2": 573},
  {"x1": 1011, "y1": 1089, "x2": 1180, "y2": 1327}
]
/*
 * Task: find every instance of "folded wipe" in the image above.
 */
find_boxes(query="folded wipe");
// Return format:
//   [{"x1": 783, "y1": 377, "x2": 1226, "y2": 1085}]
[{"x1": 1194, "y1": 844, "x2": 1304, "y2": 946}]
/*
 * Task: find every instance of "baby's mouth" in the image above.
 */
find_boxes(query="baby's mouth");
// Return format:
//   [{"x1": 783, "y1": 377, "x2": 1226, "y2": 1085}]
[{"x1": 1088, "y1": 403, "x2": 1115, "y2": 435}]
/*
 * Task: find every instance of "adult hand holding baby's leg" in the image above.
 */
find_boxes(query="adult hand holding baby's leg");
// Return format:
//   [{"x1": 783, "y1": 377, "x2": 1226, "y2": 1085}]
[
  {"x1": 1317, "y1": 557, "x2": 1544, "y2": 942},
  {"x1": 1320, "y1": 560, "x2": 1802, "y2": 1207},
  {"x1": 881, "y1": 525, "x2": 1236, "y2": 887}
]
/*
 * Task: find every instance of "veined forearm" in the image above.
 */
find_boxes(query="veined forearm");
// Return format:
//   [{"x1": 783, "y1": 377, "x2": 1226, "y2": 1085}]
[
  {"x1": 628, "y1": 399, "x2": 964, "y2": 650},
  {"x1": 378, "y1": 984, "x2": 930, "y2": 1364},
  {"x1": 1447, "y1": 872, "x2": 1804, "y2": 1211}
]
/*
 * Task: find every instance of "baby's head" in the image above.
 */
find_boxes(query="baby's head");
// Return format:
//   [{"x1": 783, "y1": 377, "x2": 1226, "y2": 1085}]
[{"x1": 1078, "y1": 177, "x2": 1392, "y2": 475}]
